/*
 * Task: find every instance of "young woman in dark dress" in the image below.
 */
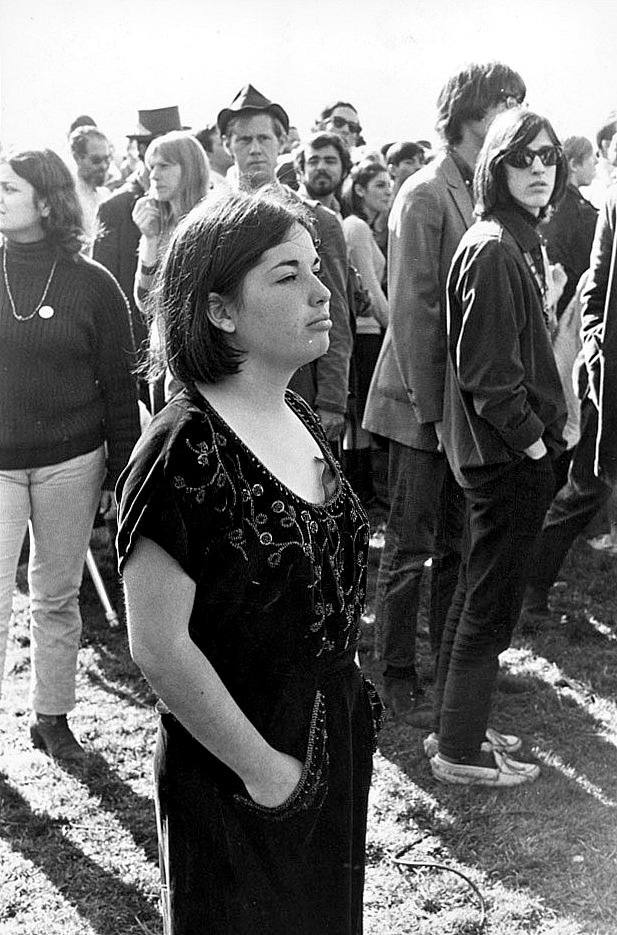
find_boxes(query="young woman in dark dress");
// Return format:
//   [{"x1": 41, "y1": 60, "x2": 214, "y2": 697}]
[{"x1": 116, "y1": 189, "x2": 381, "y2": 934}]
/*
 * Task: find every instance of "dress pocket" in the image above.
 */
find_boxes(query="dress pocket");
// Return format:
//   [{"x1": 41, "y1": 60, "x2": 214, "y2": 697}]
[
  {"x1": 234, "y1": 689, "x2": 329, "y2": 822},
  {"x1": 362, "y1": 675, "x2": 384, "y2": 752}
]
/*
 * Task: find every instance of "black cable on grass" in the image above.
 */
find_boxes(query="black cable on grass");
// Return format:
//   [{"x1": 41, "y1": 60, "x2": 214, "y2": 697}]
[{"x1": 392, "y1": 844, "x2": 487, "y2": 932}]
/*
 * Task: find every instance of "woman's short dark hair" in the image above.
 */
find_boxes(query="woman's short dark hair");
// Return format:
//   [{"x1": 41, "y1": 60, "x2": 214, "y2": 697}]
[
  {"x1": 340, "y1": 160, "x2": 389, "y2": 220},
  {"x1": 436, "y1": 62, "x2": 526, "y2": 146},
  {"x1": 3, "y1": 149, "x2": 85, "y2": 256},
  {"x1": 473, "y1": 109, "x2": 568, "y2": 220},
  {"x1": 149, "y1": 188, "x2": 317, "y2": 385}
]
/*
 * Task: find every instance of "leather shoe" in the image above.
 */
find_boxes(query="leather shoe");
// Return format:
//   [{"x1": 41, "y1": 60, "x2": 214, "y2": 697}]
[
  {"x1": 382, "y1": 678, "x2": 433, "y2": 728},
  {"x1": 30, "y1": 713, "x2": 86, "y2": 762},
  {"x1": 430, "y1": 749, "x2": 540, "y2": 787},
  {"x1": 423, "y1": 727, "x2": 522, "y2": 758}
]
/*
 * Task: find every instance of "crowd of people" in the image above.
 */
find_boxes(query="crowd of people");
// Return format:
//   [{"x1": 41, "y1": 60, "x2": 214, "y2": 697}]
[{"x1": 2, "y1": 60, "x2": 617, "y2": 934}]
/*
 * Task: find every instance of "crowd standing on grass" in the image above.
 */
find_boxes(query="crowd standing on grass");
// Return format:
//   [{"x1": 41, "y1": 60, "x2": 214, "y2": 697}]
[{"x1": 2, "y1": 59, "x2": 617, "y2": 932}]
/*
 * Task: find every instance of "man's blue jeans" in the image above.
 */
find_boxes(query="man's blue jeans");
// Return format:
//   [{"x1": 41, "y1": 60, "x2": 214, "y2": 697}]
[
  {"x1": 375, "y1": 441, "x2": 465, "y2": 681},
  {"x1": 526, "y1": 398, "x2": 613, "y2": 596}
]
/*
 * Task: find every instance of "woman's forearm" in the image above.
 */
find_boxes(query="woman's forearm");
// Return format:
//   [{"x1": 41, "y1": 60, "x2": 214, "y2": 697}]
[{"x1": 123, "y1": 536, "x2": 301, "y2": 802}]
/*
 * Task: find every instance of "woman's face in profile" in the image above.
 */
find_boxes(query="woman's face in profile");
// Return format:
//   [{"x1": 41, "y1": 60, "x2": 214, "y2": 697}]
[
  {"x1": 148, "y1": 153, "x2": 183, "y2": 203},
  {"x1": 503, "y1": 128, "x2": 557, "y2": 216},
  {"x1": 222, "y1": 223, "x2": 332, "y2": 373}
]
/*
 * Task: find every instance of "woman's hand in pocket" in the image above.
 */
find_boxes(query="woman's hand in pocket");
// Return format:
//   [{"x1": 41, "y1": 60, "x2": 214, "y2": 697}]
[{"x1": 244, "y1": 750, "x2": 303, "y2": 809}]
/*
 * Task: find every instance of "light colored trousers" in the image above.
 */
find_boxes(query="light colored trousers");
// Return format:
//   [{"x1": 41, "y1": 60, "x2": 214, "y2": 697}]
[{"x1": 0, "y1": 446, "x2": 105, "y2": 713}]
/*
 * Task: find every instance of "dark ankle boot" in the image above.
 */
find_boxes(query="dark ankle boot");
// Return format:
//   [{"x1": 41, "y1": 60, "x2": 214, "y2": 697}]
[{"x1": 30, "y1": 713, "x2": 86, "y2": 762}]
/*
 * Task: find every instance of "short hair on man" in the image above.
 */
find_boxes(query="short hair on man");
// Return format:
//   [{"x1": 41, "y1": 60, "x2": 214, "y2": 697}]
[
  {"x1": 194, "y1": 125, "x2": 218, "y2": 154},
  {"x1": 69, "y1": 125, "x2": 109, "y2": 158},
  {"x1": 435, "y1": 62, "x2": 526, "y2": 146},
  {"x1": 224, "y1": 112, "x2": 287, "y2": 141},
  {"x1": 595, "y1": 114, "x2": 617, "y2": 152},
  {"x1": 385, "y1": 141, "x2": 426, "y2": 167},
  {"x1": 314, "y1": 101, "x2": 358, "y2": 125},
  {"x1": 294, "y1": 132, "x2": 352, "y2": 179},
  {"x1": 562, "y1": 135, "x2": 594, "y2": 166}
]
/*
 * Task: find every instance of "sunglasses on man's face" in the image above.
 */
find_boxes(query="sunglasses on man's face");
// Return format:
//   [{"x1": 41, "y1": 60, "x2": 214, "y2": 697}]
[
  {"x1": 502, "y1": 145, "x2": 562, "y2": 169},
  {"x1": 329, "y1": 115, "x2": 362, "y2": 135}
]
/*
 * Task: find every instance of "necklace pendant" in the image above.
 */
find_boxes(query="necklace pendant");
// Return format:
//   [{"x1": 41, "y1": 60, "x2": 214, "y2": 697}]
[{"x1": 38, "y1": 305, "x2": 55, "y2": 320}]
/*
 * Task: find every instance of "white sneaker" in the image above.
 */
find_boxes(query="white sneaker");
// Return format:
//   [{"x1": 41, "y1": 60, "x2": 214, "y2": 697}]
[
  {"x1": 423, "y1": 727, "x2": 522, "y2": 758},
  {"x1": 430, "y1": 750, "x2": 540, "y2": 787}
]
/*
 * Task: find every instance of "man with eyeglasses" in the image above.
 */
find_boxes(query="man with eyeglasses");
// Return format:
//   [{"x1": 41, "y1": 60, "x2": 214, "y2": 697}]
[
  {"x1": 363, "y1": 62, "x2": 526, "y2": 723},
  {"x1": 69, "y1": 124, "x2": 113, "y2": 253},
  {"x1": 314, "y1": 102, "x2": 363, "y2": 152}
]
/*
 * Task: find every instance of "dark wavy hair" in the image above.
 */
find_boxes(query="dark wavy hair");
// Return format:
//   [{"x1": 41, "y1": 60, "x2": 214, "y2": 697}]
[
  {"x1": 474, "y1": 109, "x2": 568, "y2": 220},
  {"x1": 148, "y1": 187, "x2": 317, "y2": 385},
  {"x1": 294, "y1": 132, "x2": 352, "y2": 180},
  {"x1": 435, "y1": 62, "x2": 526, "y2": 145},
  {"x1": 3, "y1": 149, "x2": 85, "y2": 256},
  {"x1": 340, "y1": 160, "x2": 389, "y2": 220}
]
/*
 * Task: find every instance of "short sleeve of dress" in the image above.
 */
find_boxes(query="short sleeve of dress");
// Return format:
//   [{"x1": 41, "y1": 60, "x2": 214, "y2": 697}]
[{"x1": 116, "y1": 397, "x2": 214, "y2": 581}]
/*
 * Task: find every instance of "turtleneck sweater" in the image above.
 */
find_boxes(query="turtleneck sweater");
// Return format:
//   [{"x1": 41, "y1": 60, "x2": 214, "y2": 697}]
[{"x1": 0, "y1": 238, "x2": 140, "y2": 486}]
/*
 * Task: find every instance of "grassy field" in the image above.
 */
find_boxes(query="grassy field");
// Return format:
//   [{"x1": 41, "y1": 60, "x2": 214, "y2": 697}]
[{"x1": 1, "y1": 516, "x2": 616, "y2": 934}]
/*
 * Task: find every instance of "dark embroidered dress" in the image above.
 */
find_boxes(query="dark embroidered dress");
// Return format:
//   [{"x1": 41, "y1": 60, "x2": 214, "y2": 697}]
[{"x1": 116, "y1": 387, "x2": 379, "y2": 935}]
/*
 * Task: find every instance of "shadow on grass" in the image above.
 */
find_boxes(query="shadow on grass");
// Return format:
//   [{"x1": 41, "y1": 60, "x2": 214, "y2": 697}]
[
  {"x1": 0, "y1": 772, "x2": 161, "y2": 934},
  {"x1": 365, "y1": 655, "x2": 617, "y2": 934}
]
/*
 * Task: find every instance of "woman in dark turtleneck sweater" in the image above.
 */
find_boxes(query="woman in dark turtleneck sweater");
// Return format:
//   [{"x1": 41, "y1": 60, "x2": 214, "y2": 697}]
[
  {"x1": 0, "y1": 149, "x2": 140, "y2": 760},
  {"x1": 427, "y1": 110, "x2": 568, "y2": 788}
]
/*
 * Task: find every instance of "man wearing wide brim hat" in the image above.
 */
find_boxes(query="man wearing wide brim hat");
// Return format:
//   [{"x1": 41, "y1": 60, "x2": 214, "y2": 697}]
[
  {"x1": 217, "y1": 84, "x2": 289, "y2": 138},
  {"x1": 217, "y1": 83, "x2": 352, "y2": 448}
]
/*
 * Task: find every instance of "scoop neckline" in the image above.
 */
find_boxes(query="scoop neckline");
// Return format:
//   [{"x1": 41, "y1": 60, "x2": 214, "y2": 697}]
[{"x1": 186, "y1": 387, "x2": 344, "y2": 510}]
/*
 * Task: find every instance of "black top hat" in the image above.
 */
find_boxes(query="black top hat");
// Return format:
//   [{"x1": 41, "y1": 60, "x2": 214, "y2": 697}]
[
  {"x1": 127, "y1": 106, "x2": 189, "y2": 140},
  {"x1": 217, "y1": 84, "x2": 290, "y2": 136}
]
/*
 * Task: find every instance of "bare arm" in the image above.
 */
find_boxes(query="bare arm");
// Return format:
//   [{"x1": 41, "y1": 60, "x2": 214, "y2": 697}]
[{"x1": 123, "y1": 535, "x2": 302, "y2": 806}]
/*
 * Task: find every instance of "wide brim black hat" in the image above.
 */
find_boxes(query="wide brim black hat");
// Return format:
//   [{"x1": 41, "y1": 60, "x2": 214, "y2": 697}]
[{"x1": 217, "y1": 84, "x2": 289, "y2": 136}]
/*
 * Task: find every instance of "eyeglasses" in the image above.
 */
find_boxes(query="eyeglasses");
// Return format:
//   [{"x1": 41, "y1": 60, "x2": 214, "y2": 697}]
[
  {"x1": 329, "y1": 115, "x2": 362, "y2": 135},
  {"x1": 496, "y1": 89, "x2": 524, "y2": 109},
  {"x1": 502, "y1": 145, "x2": 562, "y2": 169},
  {"x1": 86, "y1": 154, "x2": 111, "y2": 165}
]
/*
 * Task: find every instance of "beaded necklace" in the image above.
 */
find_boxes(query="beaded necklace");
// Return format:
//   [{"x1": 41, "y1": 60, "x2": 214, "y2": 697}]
[{"x1": 2, "y1": 246, "x2": 57, "y2": 321}]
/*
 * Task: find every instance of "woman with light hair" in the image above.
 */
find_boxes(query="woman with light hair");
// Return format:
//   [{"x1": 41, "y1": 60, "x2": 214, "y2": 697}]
[
  {"x1": 132, "y1": 130, "x2": 210, "y2": 310},
  {"x1": 132, "y1": 131, "x2": 210, "y2": 409}
]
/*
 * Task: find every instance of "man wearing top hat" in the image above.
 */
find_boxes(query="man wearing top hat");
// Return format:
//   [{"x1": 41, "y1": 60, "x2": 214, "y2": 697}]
[
  {"x1": 93, "y1": 106, "x2": 188, "y2": 360},
  {"x1": 218, "y1": 84, "x2": 353, "y2": 444}
]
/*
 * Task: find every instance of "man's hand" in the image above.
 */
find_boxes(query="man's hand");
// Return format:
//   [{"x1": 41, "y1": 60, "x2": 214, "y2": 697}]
[
  {"x1": 317, "y1": 408, "x2": 345, "y2": 443},
  {"x1": 524, "y1": 438, "x2": 548, "y2": 460},
  {"x1": 99, "y1": 490, "x2": 117, "y2": 522}
]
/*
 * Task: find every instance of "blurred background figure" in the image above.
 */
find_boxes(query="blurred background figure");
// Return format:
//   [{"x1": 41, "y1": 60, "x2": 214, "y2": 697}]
[
  {"x1": 341, "y1": 160, "x2": 392, "y2": 504},
  {"x1": 385, "y1": 141, "x2": 426, "y2": 198},
  {"x1": 581, "y1": 113, "x2": 617, "y2": 208},
  {"x1": 543, "y1": 135, "x2": 598, "y2": 320},
  {"x1": 68, "y1": 124, "x2": 113, "y2": 252},
  {"x1": 0, "y1": 148, "x2": 140, "y2": 760},
  {"x1": 194, "y1": 123, "x2": 234, "y2": 193},
  {"x1": 314, "y1": 101, "x2": 363, "y2": 152}
]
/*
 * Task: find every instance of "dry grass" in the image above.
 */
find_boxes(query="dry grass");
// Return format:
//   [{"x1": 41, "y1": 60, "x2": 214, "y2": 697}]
[{"x1": 1, "y1": 519, "x2": 617, "y2": 934}]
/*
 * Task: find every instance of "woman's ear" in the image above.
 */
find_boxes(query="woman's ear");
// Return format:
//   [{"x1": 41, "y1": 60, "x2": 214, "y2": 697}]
[
  {"x1": 206, "y1": 293, "x2": 237, "y2": 333},
  {"x1": 39, "y1": 200, "x2": 51, "y2": 218}
]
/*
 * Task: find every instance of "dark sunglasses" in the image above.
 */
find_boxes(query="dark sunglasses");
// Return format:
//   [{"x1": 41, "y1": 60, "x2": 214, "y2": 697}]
[
  {"x1": 502, "y1": 145, "x2": 562, "y2": 169},
  {"x1": 330, "y1": 115, "x2": 362, "y2": 135}
]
